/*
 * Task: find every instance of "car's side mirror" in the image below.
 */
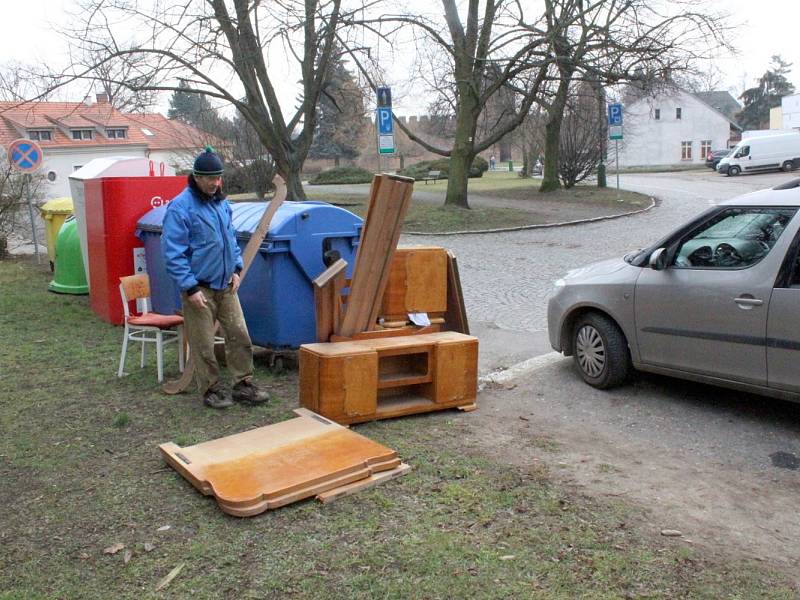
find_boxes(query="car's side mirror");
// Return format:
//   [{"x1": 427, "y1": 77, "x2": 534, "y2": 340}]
[{"x1": 649, "y1": 247, "x2": 668, "y2": 270}]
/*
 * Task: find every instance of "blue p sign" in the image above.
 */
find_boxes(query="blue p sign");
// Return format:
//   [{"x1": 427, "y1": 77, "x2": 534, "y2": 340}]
[
  {"x1": 377, "y1": 107, "x2": 394, "y2": 135},
  {"x1": 608, "y1": 103, "x2": 623, "y2": 126}
]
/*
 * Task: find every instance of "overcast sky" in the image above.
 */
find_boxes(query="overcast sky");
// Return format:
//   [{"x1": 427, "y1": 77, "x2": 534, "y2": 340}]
[{"x1": 4, "y1": 0, "x2": 800, "y2": 116}]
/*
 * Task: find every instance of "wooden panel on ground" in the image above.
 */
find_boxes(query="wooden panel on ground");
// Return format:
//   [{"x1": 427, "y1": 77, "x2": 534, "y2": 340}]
[
  {"x1": 313, "y1": 258, "x2": 348, "y2": 342},
  {"x1": 338, "y1": 174, "x2": 415, "y2": 337},
  {"x1": 159, "y1": 408, "x2": 401, "y2": 517},
  {"x1": 444, "y1": 250, "x2": 470, "y2": 335},
  {"x1": 316, "y1": 463, "x2": 412, "y2": 504},
  {"x1": 299, "y1": 331, "x2": 478, "y2": 425},
  {"x1": 380, "y1": 246, "x2": 448, "y2": 322}
]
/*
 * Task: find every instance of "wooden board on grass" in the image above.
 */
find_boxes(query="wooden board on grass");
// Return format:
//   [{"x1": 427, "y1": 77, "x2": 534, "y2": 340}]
[
  {"x1": 159, "y1": 408, "x2": 400, "y2": 516},
  {"x1": 316, "y1": 463, "x2": 411, "y2": 504}
]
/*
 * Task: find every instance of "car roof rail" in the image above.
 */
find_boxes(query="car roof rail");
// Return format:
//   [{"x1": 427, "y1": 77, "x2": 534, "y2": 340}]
[{"x1": 773, "y1": 178, "x2": 800, "y2": 190}]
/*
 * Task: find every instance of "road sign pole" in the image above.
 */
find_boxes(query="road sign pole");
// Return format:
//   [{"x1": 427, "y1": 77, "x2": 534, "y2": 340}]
[
  {"x1": 24, "y1": 174, "x2": 40, "y2": 263},
  {"x1": 615, "y1": 140, "x2": 620, "y2": 198}
]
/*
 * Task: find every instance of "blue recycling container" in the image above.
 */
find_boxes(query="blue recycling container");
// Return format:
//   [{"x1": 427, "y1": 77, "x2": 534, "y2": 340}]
[{"x1": 136, "y1": 201, "x2": 362, "y2": 349}]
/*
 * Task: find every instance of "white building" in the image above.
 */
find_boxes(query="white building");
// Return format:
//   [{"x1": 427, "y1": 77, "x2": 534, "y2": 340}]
[
  {"x1": 615, "y1": 89, "x2": 741, "y2": 168},
  {"x1": 779, "y1": 93, "x2": 800, "y2": 130},
  {"x1": 0, "y1": 96, "x2": 215, "y2": 199}
]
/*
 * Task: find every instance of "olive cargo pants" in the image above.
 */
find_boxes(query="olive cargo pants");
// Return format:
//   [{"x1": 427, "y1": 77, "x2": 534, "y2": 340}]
[{"x1": 181, "y1": 285, "x2": 254, "y2": 395}]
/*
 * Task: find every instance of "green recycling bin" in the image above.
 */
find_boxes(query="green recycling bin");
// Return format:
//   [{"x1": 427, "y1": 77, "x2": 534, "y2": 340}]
[
  {"x1": 508, "y1": 160, "x2": 514, "y2": 172},
  {"x1": 49, "y1": 216, "x2": 89, "y2": 295},
  {"x1": 38, "y1": 197, "x2": 74, "y2": 271}
]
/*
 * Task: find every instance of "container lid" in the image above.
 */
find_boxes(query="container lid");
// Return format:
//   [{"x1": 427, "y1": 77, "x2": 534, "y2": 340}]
[
  {"x1": 39, "y1": 197, "x2": 74, "y2": 214},
  {"x1": 136, "y1": 201, "x2": 363, "y2": 240}
]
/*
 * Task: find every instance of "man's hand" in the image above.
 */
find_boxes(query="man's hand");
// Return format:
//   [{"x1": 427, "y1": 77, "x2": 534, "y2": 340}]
[
  {"x1": 188, "y1": 290, "x2": 207, "y2": 308},
  {"x1": 231, "y1": 272, "x2": 241, "y2": 293}
]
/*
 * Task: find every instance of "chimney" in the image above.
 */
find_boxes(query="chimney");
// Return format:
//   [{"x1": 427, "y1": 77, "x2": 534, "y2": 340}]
[{"x1": 96, "y1": 92, "x2": 109, "y2": 104}]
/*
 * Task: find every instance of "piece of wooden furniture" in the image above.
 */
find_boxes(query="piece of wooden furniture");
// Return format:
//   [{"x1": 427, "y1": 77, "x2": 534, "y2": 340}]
[
  {"x1": 313, "y1": 258, "x2": 347, "y2": 342},
  {"x1": 118, "y1": 274, "x2": 184, "y2": 383},
  {"x1": 379, "y1": 246, "x2": 448, "y2": 323},
  {"x1": 159, "y1": 408, "x2": 402, "y2": 517},
  {"x1": 338, "y1": 174, "x2": 414, "y2": 337},
  {"x1": 422, "y1": 170, "x2": 442, "y2": 184},
  {"x1": 299, "y1": 331, "x2": 478, "y2": 425}
]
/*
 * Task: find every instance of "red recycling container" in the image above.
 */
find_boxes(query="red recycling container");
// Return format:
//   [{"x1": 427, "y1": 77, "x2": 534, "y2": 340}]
[{"x1": 84, "y1": 176, "x2": 186, "y2": 324}]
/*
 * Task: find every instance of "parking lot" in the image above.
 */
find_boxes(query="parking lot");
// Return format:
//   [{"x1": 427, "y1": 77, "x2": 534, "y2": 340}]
[{"x1": 410, "y1": 168, "x2": 800, "y2": 572}]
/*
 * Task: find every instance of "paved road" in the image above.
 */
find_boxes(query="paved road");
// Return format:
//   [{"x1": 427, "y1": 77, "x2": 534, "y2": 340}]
[{"x1": 402, "y1": 169, "x2": 800, "y2": 371}]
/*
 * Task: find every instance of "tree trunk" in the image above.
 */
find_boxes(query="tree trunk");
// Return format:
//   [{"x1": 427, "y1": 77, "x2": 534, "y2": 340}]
[
  {"x1": 445, "y1": 148, "x2": 472, "y2": 209},
  {"x1": 281, "y1": 166, "x2": 306, "y2": 201},
  {"x1": 539, "y1": 76, "x2": 571, "y2": 193}
]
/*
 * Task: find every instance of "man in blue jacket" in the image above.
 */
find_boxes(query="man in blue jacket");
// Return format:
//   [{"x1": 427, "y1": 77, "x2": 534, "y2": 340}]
[{"x1": 161, "y1": 147, "x2": 269, "y2": 409}]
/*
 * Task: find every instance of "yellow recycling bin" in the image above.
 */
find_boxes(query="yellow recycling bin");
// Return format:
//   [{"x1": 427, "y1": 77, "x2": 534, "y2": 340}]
[{"x1": 38, "y1": 197, "x2": 74, "y2": 270}]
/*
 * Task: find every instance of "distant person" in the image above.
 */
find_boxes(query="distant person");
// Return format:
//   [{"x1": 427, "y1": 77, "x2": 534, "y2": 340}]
[
  {"x1": 489, "y1": 155, "x2": 496, "y2": 170},
  {"x1": 161, "y1": 146, "x2": 270, "y2": 409}
]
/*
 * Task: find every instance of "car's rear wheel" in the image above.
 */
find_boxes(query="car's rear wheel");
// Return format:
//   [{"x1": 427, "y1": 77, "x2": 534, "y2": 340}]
[
  {"x1": 728, "y1": 165, "x2": 741, "y2": 176},
  {"x1": 782, "y1": 160, "x2": 795, "y2": 172},
  {"x1": 572, "y1": 313, "x2": 631, "y2": 389}
]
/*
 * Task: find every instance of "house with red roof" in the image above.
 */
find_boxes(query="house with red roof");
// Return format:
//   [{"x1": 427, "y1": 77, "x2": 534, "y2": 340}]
[{"x1": 0, "y1": 94, "x2": 219, "y2": 198}]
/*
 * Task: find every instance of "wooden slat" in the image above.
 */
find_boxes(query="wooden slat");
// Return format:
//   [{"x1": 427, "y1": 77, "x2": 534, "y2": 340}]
[
  {"x1": 316, "y1": 463, "x2": 411, "y2": 504},
  {"x1": 313, "y1": 259, "x2": 348, "y2": 342},
  {"x1": 338, "y1": 175, "x2": 414, "y2": 337},
  {"x1": 444, "y1": 249, "x2": 470, "y2": 335}
]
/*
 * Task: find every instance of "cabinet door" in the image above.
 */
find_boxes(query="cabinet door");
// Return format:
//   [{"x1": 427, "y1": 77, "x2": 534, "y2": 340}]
[{"x1": 431, "y1": 338, "x2": 478, "y2": 404}]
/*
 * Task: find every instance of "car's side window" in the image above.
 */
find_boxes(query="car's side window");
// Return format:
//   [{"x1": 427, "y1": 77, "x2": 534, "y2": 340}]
[
  {"x1": 672, "y1": 207, "x2": 796, "y2": 270},
  {"x1": 788, "y1": 243, "x2": 800, "y2": 287}
]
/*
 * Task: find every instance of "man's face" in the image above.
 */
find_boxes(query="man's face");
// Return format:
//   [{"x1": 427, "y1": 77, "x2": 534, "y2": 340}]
[{"x1": 195, "y1": 175, "x2": 222, "y2": 196}]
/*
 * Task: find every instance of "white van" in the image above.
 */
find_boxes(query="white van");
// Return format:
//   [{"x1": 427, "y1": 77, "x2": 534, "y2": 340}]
[{"x1": 717, "y1": 132, "x2": 800, "y2": 176}]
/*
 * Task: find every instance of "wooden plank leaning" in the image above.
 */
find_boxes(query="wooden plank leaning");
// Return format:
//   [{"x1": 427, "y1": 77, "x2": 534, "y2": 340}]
[
  {"x1": 162, "y1": 175, "x2": 287, "y2": 395},
  {"x1": 313, "y1": 258, "x2": 348, "y2": 342},
  {"x1": 337, "y1": 174, "x2": 414, "y2": 338}
]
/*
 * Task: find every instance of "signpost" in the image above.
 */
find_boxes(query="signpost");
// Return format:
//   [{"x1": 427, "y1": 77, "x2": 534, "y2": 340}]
[
  {"x1": 376, "y1": 86, "x2": 395, "y2": 167},
  {"x1": 7, "y1": 138, "x2": 44, "y2": 262},
  {"x1": 607, "y1": 104, "x2": 623, "y2": 195}
]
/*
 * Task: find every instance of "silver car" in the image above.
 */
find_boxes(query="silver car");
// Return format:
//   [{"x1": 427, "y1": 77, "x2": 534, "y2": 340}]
[{"x1": 547, "y1": 179, "x2": 800, "y2": 401}]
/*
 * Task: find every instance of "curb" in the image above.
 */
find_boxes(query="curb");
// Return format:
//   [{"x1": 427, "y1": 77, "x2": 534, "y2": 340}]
[
  {"x1": 404, "y1": 197, "x2": 656, "y2": 236},
  {"x1": 479, "y1": 352, "x2": 564, "y2": 388}
]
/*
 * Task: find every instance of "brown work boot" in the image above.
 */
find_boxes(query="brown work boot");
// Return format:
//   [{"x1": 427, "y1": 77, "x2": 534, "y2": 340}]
[
  {"x1": 232, "y1": 379, "x2": 270, "y2": 405},
  {"x1": 203, "y1": 383, "x2": 234, "y2": 409}
]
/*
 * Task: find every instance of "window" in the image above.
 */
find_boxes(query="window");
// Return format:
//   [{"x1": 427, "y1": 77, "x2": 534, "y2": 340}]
[
  {"x1": 673, "y1": 208, "x2": 796, "y2": 269},
  {"x1": 700, "y1": 140, "x2": 712, "y2": 159},
  {"x1": 140, "y1": 128, "x2": 154, "y2": 137},
  {"x1": 71, "y1": 129, "x2": 94, "y2": 140},
  {"x1": 681, "y1": 141, "x2": 692, "y2": 160},
  {"x1": 106, "y1": 128, "x2": 127, "y2": 139},
  {"x1": 28, "y1": 130, "x2": 52, "y2": 141},
  {"x1": 676, "y1": 107, "x2": 682, "y2": 119},
  {"x1": 654, "y1": 108, "x2": 661, "y2": 120},
  {"x1": 734, "y1": 145, "x2": 750, "y2": 158}
]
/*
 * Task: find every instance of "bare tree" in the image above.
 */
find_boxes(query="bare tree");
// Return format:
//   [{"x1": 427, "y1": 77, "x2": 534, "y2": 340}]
[
  {"x1": 529, "y1": 0, "x2": 730, "y2": 192},
  {"x1": 55, "y1": 0, "x2": 366, "y2": 200},
  {"x1": 351, "y1": 1, "x2": 551, "y2": 208},
  {"x1": 558, "y1": 81, "x2": 605, "y2": 188}
]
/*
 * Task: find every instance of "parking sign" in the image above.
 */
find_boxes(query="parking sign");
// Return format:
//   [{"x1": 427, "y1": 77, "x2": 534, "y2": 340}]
[{"x1": 608, "y1": 103, "x2": 623, "y2": 126}]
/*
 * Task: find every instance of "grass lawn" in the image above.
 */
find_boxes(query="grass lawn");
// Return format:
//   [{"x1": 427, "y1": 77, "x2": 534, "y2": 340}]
[
  {"x1": 301, "y1": 171, "x2": 649, "y2": 233},
  {"x1": 0, "y1": 258, "x2": 796, "y2": 598}
]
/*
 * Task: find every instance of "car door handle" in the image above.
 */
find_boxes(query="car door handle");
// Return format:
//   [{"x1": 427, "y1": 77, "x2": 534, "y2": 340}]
[{"x1": 734, "y1": 296, "x2": 763, "y2": 307}]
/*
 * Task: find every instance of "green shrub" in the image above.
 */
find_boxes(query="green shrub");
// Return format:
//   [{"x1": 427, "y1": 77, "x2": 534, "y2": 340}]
[
  {"x1": 309, "y1": 166, "x2": 375, "y2": 185},
  {"x1": 399, "y1": 156, "x2": 488, "y2": 180}
]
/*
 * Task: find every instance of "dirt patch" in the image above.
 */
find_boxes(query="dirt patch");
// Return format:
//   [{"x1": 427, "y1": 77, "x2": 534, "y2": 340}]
[{"x1": 469, "y1": 371, "x2": 800, "y2": 579}]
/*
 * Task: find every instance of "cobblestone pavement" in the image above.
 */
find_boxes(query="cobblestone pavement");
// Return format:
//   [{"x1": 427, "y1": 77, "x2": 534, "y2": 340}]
[{"x1": 402, "y1": 169, "x2": 800, "y2": 370}]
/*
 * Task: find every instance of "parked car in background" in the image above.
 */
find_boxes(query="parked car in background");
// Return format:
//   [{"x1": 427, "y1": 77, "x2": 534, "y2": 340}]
[
  {"x1": 547, "y1": 178, "x2": 800, "y2": 401},
  {"x1": 717, "y1": 133, "x2": 800, "y2": 176},
  {"x1": 705, "y1": 149, "x2": 730, "y2": 170}
]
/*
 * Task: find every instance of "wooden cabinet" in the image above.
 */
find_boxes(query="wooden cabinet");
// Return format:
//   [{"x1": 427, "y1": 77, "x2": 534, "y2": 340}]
[{"x1": 300, "y1": 332, "x2": 478, "y2": 424}]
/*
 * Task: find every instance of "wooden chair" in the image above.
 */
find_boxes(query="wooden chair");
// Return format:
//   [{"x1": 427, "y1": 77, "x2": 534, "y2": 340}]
[{"x1": 117, "y1": 274, "x2": 184, "y2": 383}]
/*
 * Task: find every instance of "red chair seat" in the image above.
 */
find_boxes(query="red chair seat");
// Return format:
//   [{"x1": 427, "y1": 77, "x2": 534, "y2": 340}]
[{"x1": 127, "y1": 313, "x2": 184, "y2": 329}]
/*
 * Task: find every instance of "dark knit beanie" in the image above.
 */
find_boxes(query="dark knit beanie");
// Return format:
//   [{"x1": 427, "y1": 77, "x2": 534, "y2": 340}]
[{"x1": 193, "y1": 146, "x2": 224, "y2": 176}]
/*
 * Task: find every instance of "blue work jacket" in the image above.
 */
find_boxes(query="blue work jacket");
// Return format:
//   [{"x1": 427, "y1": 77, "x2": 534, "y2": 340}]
[{"x1": 161, "y1": 185, "x2": 243, "y2": 293}]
